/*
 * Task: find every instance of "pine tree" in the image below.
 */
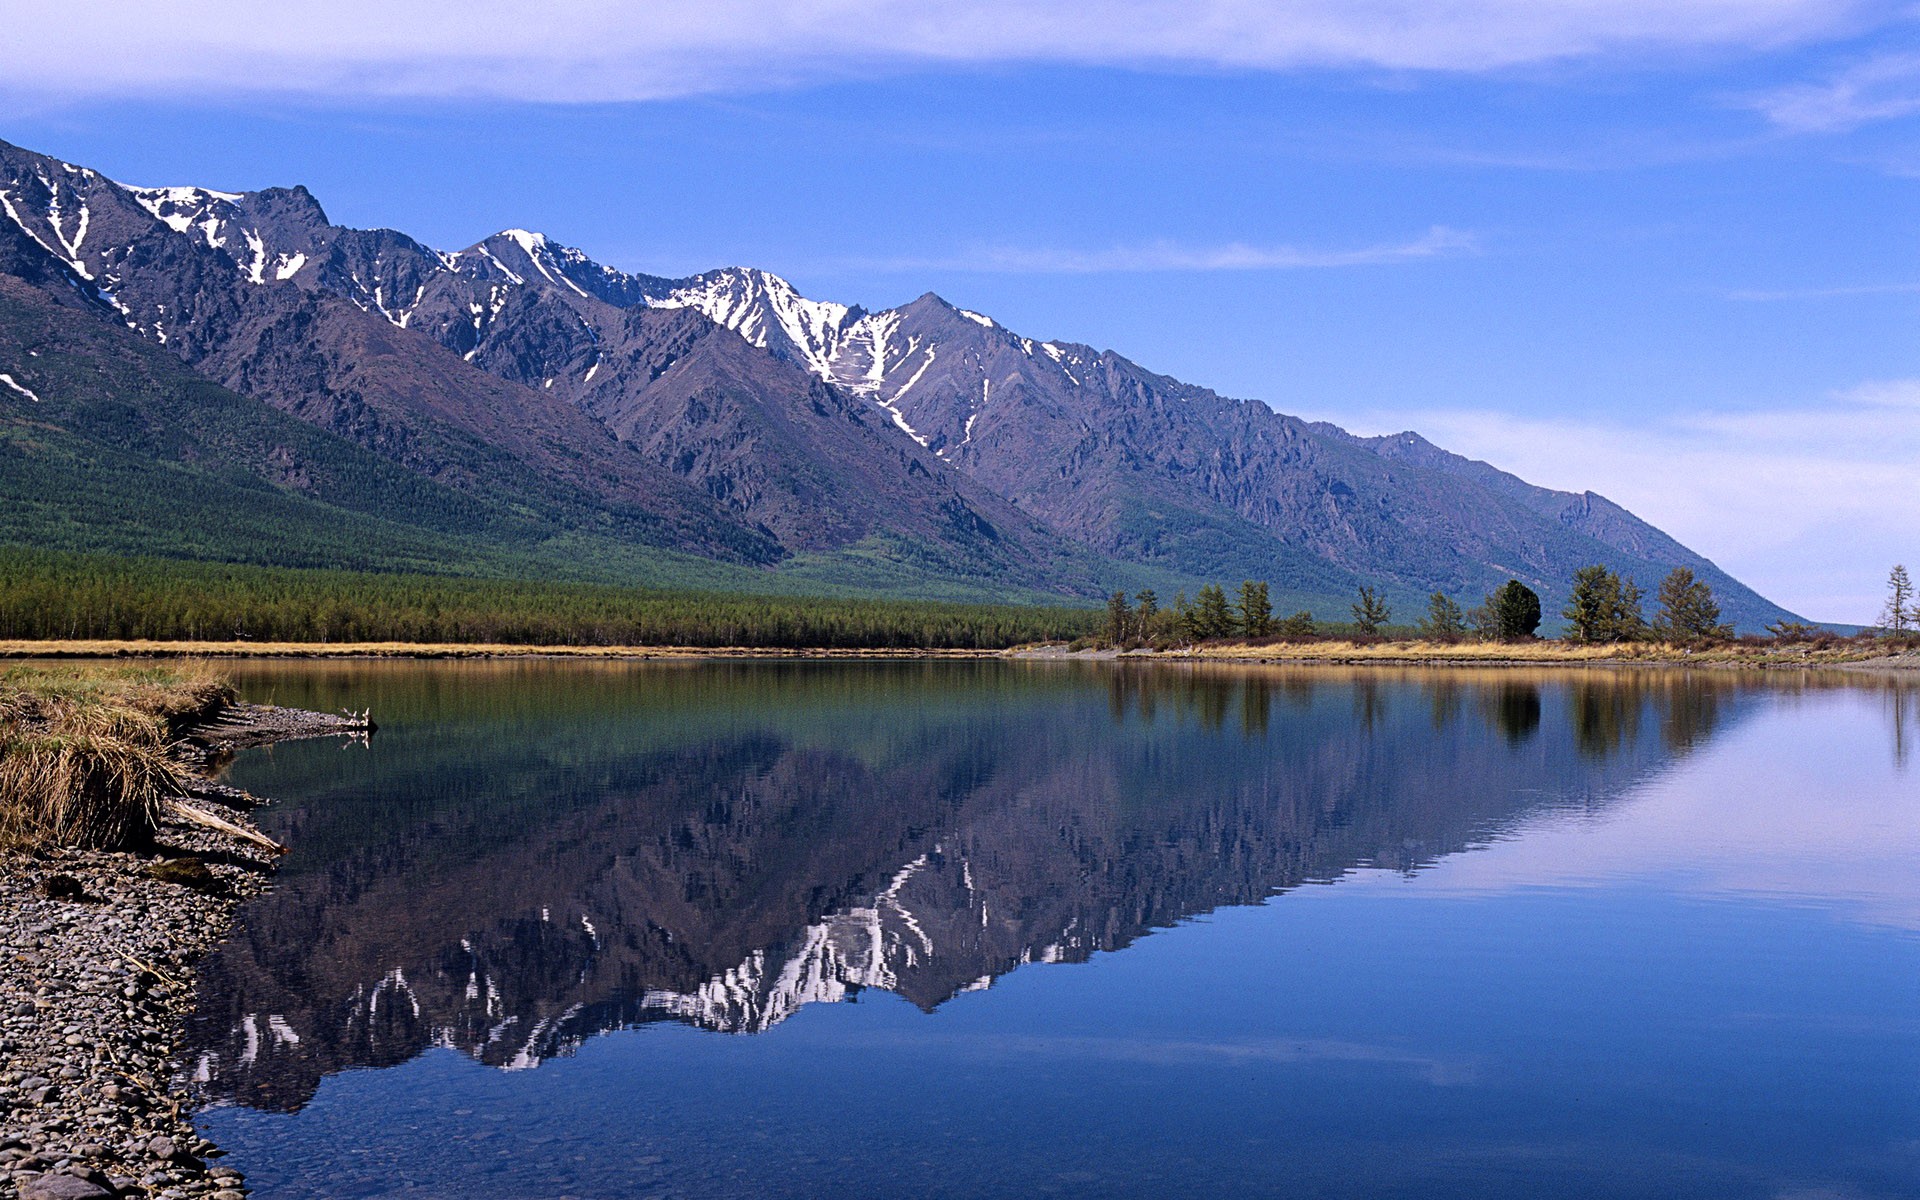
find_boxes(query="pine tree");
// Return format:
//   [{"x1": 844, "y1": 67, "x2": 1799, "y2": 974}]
[
  {"x1": 1564, "y1": 566, "x2": 1646, "y2": 643},
  {"x1": 1419, "y1": 592, "x2": 1467, "y2": 642},
  {"x1": 1195, "y1": 584, "x2": 1235, "y2": 639},
  {"x1": 1237, "y1": 580, "x2": 1273, "y2": 637},
  {"x1": 1277, "y1": 610, "x2": 1317, "y2": 639},
  {"x1": 1653, "y1": 567, "x2": 1731, "y2": 643},
  {"x1": 1885, "y1": 565, "x2": 1914, "y2": 634},
  {"x1": 1611, "y1": 575, "x2": 1647, "y2": 642},
  {"x1": 1105, "y1": 590, "x2": 1133, "y2": 644},
  {"x1": 1351, "y1": 586, "x2": 1390, "y2": 635},
  {"x1": 1564, "y1": 566, "x2": 1612, "y2": 643},
  {"x1": 1490, "y1": 580, "x2": 1542, "y2": 641}
]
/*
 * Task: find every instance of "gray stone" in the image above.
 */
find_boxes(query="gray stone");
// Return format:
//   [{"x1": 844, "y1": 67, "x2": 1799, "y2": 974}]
[{"x1": 20, "y1": 1173, "x2": 114, "y2": 1200}]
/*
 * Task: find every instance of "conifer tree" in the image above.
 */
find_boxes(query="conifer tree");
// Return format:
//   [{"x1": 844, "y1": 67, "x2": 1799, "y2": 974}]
[
  {"x1": 1653, "y1": 567, "x2": 1731, "y2": 643},
  {"x1": 1171, "y1": 591, "x2": 1195, "y2": 642},
  {"x1": 1885, "y1": 565, "x2": 1914, "y2": 634},
  {"x1": 1195, "y1": 584, "x2": 1234, "y2": 639},
  {"x1": 1105, "y1": 590, "x2": 1134, "y2": 644},
  {"x1": 1564, "y1": 566, "x2": 1646, "y2": 643},
  {"x1": 1277, "y1": 611, "x2": 1317, "y2": 639},
  {"x1": 1487, "y1": 580, "x2": 1542, "y2": 641},
  {"x1": 1351, "y1": 586, "x2": 1390, "y2": 635},
  {"x1": 1419, "y1": 592, "x2": 1467, "y2": 642},
  {"x1": 1237, "y1": 580, "x2": 1273, "y2": 637}
]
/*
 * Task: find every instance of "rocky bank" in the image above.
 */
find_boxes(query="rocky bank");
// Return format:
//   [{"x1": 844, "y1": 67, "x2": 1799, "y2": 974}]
[{"x1": 1, "y1": 705, "x2": 367, "y2": 1200}]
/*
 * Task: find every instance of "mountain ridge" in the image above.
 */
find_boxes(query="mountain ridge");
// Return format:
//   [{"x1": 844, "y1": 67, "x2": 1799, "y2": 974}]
[{"x1": 0, "y1": 136, "x2": 1800, "y2": 628}]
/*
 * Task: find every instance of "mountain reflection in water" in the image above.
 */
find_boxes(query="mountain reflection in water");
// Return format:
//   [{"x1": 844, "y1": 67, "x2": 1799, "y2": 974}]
[{"x1": 183, "y1": 662, "x2": 1880, "y2": 1114}]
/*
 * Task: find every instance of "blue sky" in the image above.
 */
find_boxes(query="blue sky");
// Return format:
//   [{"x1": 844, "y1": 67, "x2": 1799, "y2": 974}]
[{"x1": 4, "y1": 1, "x2": 1918, "y2": 621}]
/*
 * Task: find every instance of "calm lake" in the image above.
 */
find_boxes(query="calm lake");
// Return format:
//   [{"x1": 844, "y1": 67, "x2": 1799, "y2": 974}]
[{"x1": 188, "y1": 661, "x2": 1920, "y2": 1199}]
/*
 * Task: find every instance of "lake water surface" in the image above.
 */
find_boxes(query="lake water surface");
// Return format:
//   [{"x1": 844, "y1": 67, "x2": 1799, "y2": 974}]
[{"x1": 188, "y1": 661, "x2": 1920, "y2": 1199}]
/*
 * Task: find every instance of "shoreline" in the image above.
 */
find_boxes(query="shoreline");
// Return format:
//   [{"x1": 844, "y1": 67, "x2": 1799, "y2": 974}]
[
  {"x1": 1013, "y1": 643, "x2": 1920, "y2": 671},
  {"x1": 1, "y1": 638, "x2": 1911, "y2": 672},
  {"x1": 1, "y1": 703, "x2": 362, "y2": 1200}
]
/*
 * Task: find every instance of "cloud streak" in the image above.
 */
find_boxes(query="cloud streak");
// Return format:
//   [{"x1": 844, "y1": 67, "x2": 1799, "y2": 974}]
[
  {"x1": 0, "y1": 0, "x2": 1884, "y2": 104},
  {"x1": 1726, "y1": 280, "x2": 1920, "y2": 300},
  {"x1": 1335, "y1": 379, "x2": 1920, "y2": 624},
  {"x1": 844, "y1": 226, "x2": 1477, "y2": 274},
  {"x1": 1747, "y1": 50, "x2": 1920, "y2": 131}
]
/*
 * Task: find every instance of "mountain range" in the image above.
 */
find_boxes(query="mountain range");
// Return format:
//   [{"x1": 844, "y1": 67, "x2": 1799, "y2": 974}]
[{"x1": 0, "y1": 137, "x2": 1798, "y2": 627}]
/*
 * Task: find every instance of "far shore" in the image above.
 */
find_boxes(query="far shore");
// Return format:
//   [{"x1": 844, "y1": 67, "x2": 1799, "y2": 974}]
[
  {"x1": 1024, "y1": 640, "x2": 1920, "y2": 671},
  {"x1": 1, "y1": 637, "x2": 1915, "y2": 670}
]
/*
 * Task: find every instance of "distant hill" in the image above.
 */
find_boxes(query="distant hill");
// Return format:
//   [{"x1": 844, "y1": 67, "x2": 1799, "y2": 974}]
[{"x1": 0, "y1": 137, "x2": 1800, "y2": 628}]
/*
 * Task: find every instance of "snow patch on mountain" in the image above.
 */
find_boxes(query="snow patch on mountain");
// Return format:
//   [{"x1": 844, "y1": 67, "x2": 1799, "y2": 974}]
[
  {"x1": 0, "y1": 373, "x2": 42, "y2": 403},
  {"x1": 494, "y1": 229, "x2": 590, "y2": 299},
  {"x1": 647, "y1": 267, "x2": 857, "y2": 380},
  {"x1": 123, "y1": 184, "x2": 243, "y2": 238}
]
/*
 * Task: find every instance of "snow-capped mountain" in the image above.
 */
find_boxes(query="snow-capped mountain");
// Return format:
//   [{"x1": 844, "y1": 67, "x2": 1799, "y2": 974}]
[
  {"x1": 0, "y1": 138, "x2": 1079, "y2": 590},
  {"x1": 0, "y1": 135, "x2": 1799, "y2": 625}
]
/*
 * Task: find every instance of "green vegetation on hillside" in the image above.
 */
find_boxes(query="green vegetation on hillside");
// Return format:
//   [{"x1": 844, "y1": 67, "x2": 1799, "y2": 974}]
[{"x1": 0, "y1": 547, "x2": 1099, "y2": 649}]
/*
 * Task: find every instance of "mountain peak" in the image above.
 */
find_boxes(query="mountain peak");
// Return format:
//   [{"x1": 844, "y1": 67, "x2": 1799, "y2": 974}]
[
  {"x1": 498, "y1": 228, "x2": 549, "y2": 253},
  {"x1": 646, "y1": 266, "x2": 862, "y2": 379},
  {"x1": 121, "y1": 184, "x2": 247, "y2": 240},
  {"x1": 239, "y1": 184, "x2": 331, "y2": 232}
]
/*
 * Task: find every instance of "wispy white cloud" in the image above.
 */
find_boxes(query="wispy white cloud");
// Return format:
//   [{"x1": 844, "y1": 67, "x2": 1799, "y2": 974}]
[
  {"x1": 1726, "y1": 280, "x2": 1920, "y2": 300},
  {"x1": 845, "y1": 226, "x2": 1477, "y2": 274},
  {"x1": 1747, "y1": 50, "x2": 1920, "y2": 131},
  {"x1": 0, "y1": 0, "x2": 1884, "y2": 103},
  {"x1": 1333, "y1": 379, "x2": 1920, "y2": 624}
]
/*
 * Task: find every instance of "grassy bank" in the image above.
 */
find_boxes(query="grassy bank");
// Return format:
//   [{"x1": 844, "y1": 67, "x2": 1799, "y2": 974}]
[
  {"x1": 0, "y1": 546, "x2": 1100, "y2": 650},
  {"x1": 0, "y1": 662, "x2": 232, "y2": 849},
  {"x1": 1132, "y1": 638, "x2": 1909, "y2": 667}
]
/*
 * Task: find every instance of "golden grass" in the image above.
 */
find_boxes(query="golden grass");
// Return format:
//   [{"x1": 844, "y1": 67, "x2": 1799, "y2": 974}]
[
  {"x1": 1161, "y1": 638, "x2": 1894, "y2": 667},
  {"x1": 0, "y1": 733, "x2": 182, "y2": 850},
  {"x1": 1189, "y1": 639, "x2": 1678, "y2": 662},
  {"x1": 0, "y1": 661, "x2": 232, "y2": 850}
]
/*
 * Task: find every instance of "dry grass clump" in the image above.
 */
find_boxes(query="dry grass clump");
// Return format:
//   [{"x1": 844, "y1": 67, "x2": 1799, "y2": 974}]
[
  {"x1": 0, "y1": 662, "x2": 230, "y2": 850},
  {"x1": 0, "y1": 733, "x2": 183, "y2": 850}
]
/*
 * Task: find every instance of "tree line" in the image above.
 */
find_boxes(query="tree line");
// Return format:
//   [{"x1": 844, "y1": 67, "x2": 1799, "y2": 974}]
[
  {"x1": 1099, "y1": 565, "x2": 1765, "y2": 648},
  {"x1": 0, "y1": 548, "x2": 1100, "y2": 650}
]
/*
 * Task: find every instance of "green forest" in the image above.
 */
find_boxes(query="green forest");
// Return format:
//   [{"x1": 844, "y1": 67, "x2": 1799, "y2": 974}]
[{"x1": 0, "y1": 547, "x2": 1101, "y2": 649}]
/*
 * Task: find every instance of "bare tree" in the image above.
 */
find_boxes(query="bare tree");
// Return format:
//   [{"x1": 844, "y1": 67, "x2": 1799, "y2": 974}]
[{"x1": 1885, "y1": 565, "x2": 1915, "y2": 634}]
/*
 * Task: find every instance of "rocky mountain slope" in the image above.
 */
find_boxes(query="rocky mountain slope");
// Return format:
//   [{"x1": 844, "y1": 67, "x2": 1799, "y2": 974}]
[{"x1": 0, "y1": 136, "x2": 1798, "y2": 625}]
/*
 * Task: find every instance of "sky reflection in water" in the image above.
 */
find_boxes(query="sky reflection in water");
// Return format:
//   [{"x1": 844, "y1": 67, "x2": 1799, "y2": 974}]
[{"x1": 188, "y1": 662, "x2": 1920, "y2": 1199}]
